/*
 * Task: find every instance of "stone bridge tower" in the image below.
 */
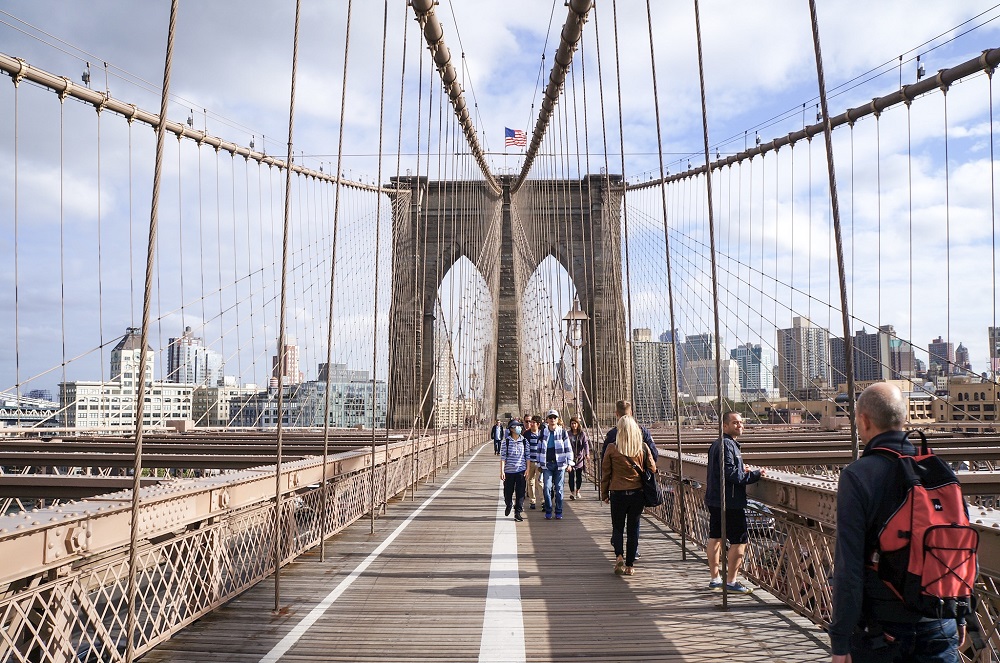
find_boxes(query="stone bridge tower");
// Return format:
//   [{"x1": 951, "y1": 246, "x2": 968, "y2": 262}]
[{"x1": 387, "y1": 175, "x2": 628, "y2": 429}]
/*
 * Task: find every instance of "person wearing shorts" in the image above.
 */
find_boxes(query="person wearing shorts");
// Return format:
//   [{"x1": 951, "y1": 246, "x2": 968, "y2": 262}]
[{"x1": 704, "y1": 411, "x2": 764, "y2": 595}]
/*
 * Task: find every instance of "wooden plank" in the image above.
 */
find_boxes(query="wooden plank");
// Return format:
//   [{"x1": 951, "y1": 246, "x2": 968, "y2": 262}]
[{"x1": 142, "y1": 445, "x2": 830, "y2": 662}]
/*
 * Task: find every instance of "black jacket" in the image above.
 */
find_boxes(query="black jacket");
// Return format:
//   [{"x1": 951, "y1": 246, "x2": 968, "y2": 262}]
[{"x1": 829, "y1": 430, "x2": 925, "y2": 656}]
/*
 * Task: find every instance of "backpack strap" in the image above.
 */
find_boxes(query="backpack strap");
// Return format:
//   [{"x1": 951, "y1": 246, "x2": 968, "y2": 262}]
[{"x1": 903, "y1": 429, "x2": 931, "y2": 455}]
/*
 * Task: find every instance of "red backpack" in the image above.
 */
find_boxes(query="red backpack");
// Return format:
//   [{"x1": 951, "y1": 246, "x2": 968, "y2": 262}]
[{"x1": 866, "y1": 430, "x2": 978, "y2": 620}]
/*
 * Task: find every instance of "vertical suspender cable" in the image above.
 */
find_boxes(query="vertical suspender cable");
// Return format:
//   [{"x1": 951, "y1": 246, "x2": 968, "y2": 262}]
[
  {"x1": 319, "y1": 0, "x2": 353, "y2": 554},
  {"x1": 807, "y1": 0, "x2": 858, "y2": 458},
  {"x1": 989, "y1": 68, "x2": 997, "y2": 382},
  {"x1": 370, "y1": 0, "x2": 389, "y2": 534},
  {"x1": 645, "y1": 0, "x2": 689, "y2": 560},
  {"x1": 692, "y1": 0, "x2": 727, "y2": 609},
  {"x1": 388, "y1": 5, "x2": 408, "y2": 510},
  {"x1": 274, "y1": 0, "x2": 303, "y2": 611},
  {"x1": 127, "y1": 1, "x2": 179, "y2": 659},
  {"x1": 943, "y1": 85, "x2": 951, "y2": 379},
  {"x1": 12, "y1": 59, "x2": 19, "y2": 425}
]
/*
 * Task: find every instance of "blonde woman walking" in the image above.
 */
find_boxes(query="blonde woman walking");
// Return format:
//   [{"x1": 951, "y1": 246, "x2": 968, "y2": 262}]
[{"x1": 601, "y1": 415, "x2": 655, "y2": 576}]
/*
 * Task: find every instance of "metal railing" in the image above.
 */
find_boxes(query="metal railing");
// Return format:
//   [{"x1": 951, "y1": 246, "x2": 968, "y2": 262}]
[
  {"x1": 0, "y1": 429, "x2": 479, "y2": 662},
  {"x1": 645, "y1": 465, "x2": 1000, "y2": 662}
]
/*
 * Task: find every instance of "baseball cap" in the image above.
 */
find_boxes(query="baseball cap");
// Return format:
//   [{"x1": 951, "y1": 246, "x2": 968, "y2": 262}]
[{"x1": 546, "y1": 409, "x2": 559, "y2": 419}]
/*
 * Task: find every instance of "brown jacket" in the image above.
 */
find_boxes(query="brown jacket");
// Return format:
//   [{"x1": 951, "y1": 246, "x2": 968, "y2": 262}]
[{"x1": 601, "y1": 443, "x2": 656, "y2": 499}]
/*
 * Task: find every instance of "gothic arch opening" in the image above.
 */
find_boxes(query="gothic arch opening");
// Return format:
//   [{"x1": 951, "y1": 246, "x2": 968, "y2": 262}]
[
  {"x1": 433, "y1": 256, "x2": 495, "y2": 427},
  {"x1": 521, "y1": 255, "x2": 583, "y2": 420}
]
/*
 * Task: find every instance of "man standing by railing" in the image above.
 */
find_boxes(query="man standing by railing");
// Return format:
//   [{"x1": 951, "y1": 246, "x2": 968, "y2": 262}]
[{"x1": 705, "y1": 411, "x2": 762, "y2": 595}]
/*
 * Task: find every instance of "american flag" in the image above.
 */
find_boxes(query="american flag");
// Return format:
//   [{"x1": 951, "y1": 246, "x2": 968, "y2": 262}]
[{"x1": 505, "y1": 127, "x2": 527, "y2": 148}]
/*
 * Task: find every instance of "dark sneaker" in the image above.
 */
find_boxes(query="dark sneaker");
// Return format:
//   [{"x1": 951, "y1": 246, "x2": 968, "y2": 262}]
[
  {"x1": 708, "y1": 580, "x2": 724, "y2": 591},
  {"x1": 529, "y1": 503, "x2": 536, "y2": 510},
  {"x1": 555, "y1": 514, "x2": 563, "y2": 519},
  {"x1": 514, "y1": 513, "x2": 524, "y2": 521},
  {"x1": 545, "y1": 513, "x2": 552, "y2": 520},
  {"x1": 505, "y1": 504, "x2": 512, "y2": 516},
  {"x1": 726, "y1": 582, "x2": 753, "y2": 595}
]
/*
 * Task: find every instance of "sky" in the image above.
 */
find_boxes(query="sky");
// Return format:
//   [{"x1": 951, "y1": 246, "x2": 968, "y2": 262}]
[{"x1": 2, "y1": 0, "x2": 1000, "y2": 399}]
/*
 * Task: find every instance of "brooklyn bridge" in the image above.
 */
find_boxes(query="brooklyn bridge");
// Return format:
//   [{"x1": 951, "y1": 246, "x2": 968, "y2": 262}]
[{"x1": 0, "y1": 0, "x2": 999, "y2": 661}]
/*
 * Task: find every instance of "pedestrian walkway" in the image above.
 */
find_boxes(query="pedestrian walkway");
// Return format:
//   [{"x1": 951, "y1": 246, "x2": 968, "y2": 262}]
[{"x1": 142, "y1": 445, "x2": 830, "y2": 662}]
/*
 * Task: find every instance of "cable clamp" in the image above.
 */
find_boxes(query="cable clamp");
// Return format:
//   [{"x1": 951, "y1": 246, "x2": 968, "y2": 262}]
[
  {"x1": 935, "y1": 70, "x2": 950, "y2": 93},
  {"x1": 11, "y1": 57, "x2": 26, "y2": 87},
  {"x1": 58, "y1": 76, "x2": 72, "y2": 102}
]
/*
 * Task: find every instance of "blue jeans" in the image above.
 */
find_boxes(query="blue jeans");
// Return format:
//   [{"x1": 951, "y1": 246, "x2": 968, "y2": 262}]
[
  {"x1": 851, "y1": 619, "x2": 959, "y2": 663},
  {"x1": 542, "y1": 463, "x2": 566, "y2": 515}
]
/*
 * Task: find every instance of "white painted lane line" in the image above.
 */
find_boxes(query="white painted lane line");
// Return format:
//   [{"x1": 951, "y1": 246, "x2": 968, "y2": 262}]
[
  {"x1": 259, "y1": 445, "x2": 488, "y2": 663},
  {"x1": 478, "y1": 483, "x2": 525, "y2": 663}
]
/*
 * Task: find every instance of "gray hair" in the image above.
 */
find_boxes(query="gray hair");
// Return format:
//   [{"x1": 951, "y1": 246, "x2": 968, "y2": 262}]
[{"x1": 857, "y1": 383, "x2": 907, "y2": 431}]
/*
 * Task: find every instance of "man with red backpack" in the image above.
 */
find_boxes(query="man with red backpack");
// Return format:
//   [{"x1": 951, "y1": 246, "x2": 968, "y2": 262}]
[{"x1": 830, "y1": 382, "x2": 974, "y2": 662}]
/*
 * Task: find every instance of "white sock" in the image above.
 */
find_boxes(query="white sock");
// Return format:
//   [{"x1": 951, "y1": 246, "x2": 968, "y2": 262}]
[{"x1": 711, "y1": 576, "x2": 722, "y2": 583}]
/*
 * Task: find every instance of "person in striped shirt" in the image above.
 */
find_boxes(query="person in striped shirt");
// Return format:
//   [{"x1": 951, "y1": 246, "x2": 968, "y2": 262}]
[{"x1": 499, "y1": 419, "x2": 528, "y2": 521}]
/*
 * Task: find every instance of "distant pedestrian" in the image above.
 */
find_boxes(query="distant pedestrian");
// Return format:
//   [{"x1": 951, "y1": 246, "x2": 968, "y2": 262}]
[
  {"x1": 490, "y1": 419, "x2": 504, "y2": 455},
  {"x1": 567, "y1": 417, "x2": 589, "y2": 500},
  {"x1": 705, "y1": 411, "x2": 764, "y2": 595},
  {"x1": 499, "y1": 419, "x2": 528, "y2": 522},
  {"x1": 524, "y1": 415, "x2": 543, "y2": 510},
  {"x1": 601, "y1": 415, "x2": 654, "y2": 576},
  {"x1": 539, "y1": 409, "x2": 574, "y2": 519},
  {"x1": 601, "y1": 399, "x2": 658, "y2": 460}
]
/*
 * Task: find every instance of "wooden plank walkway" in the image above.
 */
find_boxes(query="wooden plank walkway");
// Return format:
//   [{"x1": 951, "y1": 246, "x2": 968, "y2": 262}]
[{"x1": 142, "y1": 445, "x2": 830, "y2": 662}]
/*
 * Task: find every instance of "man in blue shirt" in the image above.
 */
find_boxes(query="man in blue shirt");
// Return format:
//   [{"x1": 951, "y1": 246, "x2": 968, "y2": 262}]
[{"x1": 539, "y1": 409, "x2": 574, "y2": 519}]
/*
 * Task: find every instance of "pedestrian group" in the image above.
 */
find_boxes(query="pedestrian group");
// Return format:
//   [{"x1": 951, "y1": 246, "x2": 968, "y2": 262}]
[{"x1": 488, "y1": 384, "x2": 973, "y2": 662}]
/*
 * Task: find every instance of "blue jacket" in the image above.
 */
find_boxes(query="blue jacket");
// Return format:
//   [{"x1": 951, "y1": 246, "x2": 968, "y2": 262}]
[
  {"x1": 829, "y1": 430, "x2": 929, "y2": 656},
  {"x1": 536, "y1": 425, "x2": 574, "y2": 469},
  {"x1": 704, "y1": 434, "x2": 760, "y2": 508},
  {"x1": 500, "y1": 434, "x2": 528, "y2": 473}
]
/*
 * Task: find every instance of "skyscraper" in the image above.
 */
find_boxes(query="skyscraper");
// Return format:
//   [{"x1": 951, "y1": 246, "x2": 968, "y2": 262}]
[
  {"x1": 632, "y1": 328, "x2": 675, "y2": 422},
  {"x1": 272, "y1": 336, "x2": 303, "y2": 385},
  {"x1": 955, "y1": 343, "x2": 971, "y2": 375},
  {"x1": 928, "y1": 336, "x2": 954, "y2": 376},
  {"x1": 682, "y1": 332, "x2": 716, "y2": 362},
  {"x1": 167, "y1": 326, "x2": 223, "y2": 386},
  {"x1": 730, "y1": 343, "x2": 777, "y2": 399},
  {"x1": 776, "y1": 317, "x2": 831, "y2": 398},
  {"x1": 830, "y1": 326, "x2": 892, "y2": 386}
]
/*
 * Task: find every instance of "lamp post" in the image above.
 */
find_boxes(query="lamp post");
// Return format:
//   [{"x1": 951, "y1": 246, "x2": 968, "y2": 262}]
[{"x1": 563, "y1": 298, "x2": 589, "y2": 423}]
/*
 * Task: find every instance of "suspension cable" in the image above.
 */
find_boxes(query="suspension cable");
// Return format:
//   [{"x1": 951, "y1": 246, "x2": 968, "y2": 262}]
[
  {"x1": 126, "y1": 1, "x2": 179, "y2": 660},
  {"x1": 807, "y1": 0, "x2": 858, "y2": 458},
  {"x1": 273, "y1": 0, "x2": 303, "y2": 612},
  {"x1": 644, "y1": 0, "x2": 689, "y2": 559}
]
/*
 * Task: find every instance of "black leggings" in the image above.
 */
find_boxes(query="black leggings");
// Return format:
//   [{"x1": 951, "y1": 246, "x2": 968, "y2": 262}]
[{"x1": 568, "y1": 467, "x2": 584, "y2": 492}]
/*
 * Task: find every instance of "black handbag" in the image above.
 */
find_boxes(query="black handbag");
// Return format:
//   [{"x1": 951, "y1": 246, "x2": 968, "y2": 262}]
[{"x1": 624, "y1": 447, "x2": 662, "y2": 507}]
